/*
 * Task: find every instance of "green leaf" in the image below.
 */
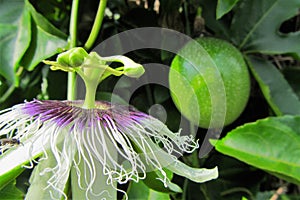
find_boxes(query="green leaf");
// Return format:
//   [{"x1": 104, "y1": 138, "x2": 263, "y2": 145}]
[
  {"x1": 247, "y1": 55, "x2": 300, "y2": 115},
  {"x1": 0, "y1": 180, "x2": 24, "y2": 200},
  {"x1": 127, "y1": 181, "x2": 170, "y2": 200},
  {"x1": 20, "y1": 0, "x2": 67, "y2": 71},
  {"x1": 282, "y1": 67, "x2": 300, "y2": 99},
  {"x1": 26, "y1": 1, "x2": 67, "y2": 39},
  {"x1": 199, "y1": 0, "x2": 231, "y2": 39},
  {"x1": 0, "y1": 0, "x2": 31, "y2": 84},
  {"x1": 216, "y1": 0, "x2": 240, "y2": 19},
  {"x1": 0, "y1": 0, "x2": 67, "y2": 85},
  {"x1": 231, "y1": 0, "x2": 300, "y2": 57},
  {"x1": 213, "y1": 115, "x2": 300, "y2": 184}
]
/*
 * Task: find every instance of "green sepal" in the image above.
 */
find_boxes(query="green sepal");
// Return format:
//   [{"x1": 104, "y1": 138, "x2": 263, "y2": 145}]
[{"x1": 43, "y1": 60, "x2": 75, "y2": 72}]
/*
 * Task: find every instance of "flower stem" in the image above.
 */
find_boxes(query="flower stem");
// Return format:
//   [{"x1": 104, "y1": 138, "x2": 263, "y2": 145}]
[
  {"x1": 82, "y1": 65, "x2": 105, "y2": 109},
  {"x1": 83, "y1": 81, "x2": 98, "y2": 109},
  {"x1": 84, "y1": 0, "x2": 108, "y2": 50},
  {"x1": 67, "y1": 0, "x2": 80, "y2": 100}
]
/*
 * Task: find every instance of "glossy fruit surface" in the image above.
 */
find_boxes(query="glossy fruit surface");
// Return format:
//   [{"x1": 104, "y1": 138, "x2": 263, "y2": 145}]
[{"x1": 169, "y1": 37, "x2": 250, "y2": 128}]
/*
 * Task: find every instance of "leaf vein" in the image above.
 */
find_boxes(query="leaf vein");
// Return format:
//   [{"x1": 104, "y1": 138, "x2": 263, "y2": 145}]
[{"x1": 239, "y1": 0, "x2": 279, "y2": 49}]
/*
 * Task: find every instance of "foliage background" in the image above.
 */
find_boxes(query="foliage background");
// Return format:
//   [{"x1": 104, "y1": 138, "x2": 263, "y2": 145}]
[{"x1": 0, "y1": 0, "x2": 300, "y2": 199}]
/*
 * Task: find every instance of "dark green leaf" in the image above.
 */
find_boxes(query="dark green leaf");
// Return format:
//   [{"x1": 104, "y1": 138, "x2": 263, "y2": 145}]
[
  {"x1": 200, "y1": 0, "x2": 231, "y2": 39},
  {"x1": 282, "y1": 67, "x2": 300, "y2": 99},
  {"x1": 216, "y1": 0, "x2": 240, "y2": 19},
  {"x1": 213, "y1": 115, "x2": 300, "y2": 184},
  {"x1": 0, "y1": 0, "x2": 67, "y2": 85},
  {"x1": 127, "y1": 181, "x2": 170, "y2": 200},
  {"x1": 0, "y1": 0, "x2": 31, "y2": 84},
  {"x1": 26, "y1": 1, "x2": 67, "y2": 39},
  {"x1": 247, "y1": 55, "x2": 300, "y2": 115},
  {"x1": 231, "y1": 0, "x2": 300, "y2": 57},
  {"x1": 0, "y1": 180, "x2": 24, "y2": 200},
  {"x1": 20, "y1": 0, "x2": 68, "y2": 71}
]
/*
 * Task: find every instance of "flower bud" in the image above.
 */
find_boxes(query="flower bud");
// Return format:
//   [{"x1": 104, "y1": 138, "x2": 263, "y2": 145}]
[
  {"x1": 69, "y1": 47, "x2": 89, "y2": 67},
  {"x1": 124, "y1": 63, "x2": 145, "y2": 78},
  {"x1": 56, "y1": 50, "x2": 70, "y2": 66},
  {"x1": 57, "y1": 47, "x2": 88, "y2": 67}
]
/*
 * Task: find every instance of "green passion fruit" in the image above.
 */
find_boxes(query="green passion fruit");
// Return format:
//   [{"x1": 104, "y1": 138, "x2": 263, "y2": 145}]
[{"x1": 169, "y1": 37, "x2": 250, "y2": 128}]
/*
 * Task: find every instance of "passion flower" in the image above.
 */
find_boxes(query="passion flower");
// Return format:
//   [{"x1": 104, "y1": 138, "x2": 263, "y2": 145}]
[{"x1": 0, "y1": 48, "x2": 218, "y2": 199}]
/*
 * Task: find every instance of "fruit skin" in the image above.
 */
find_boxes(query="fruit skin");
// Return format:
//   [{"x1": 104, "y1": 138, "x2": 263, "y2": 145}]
[{"x1": 169, "y1": 37, "x2": 250, "y2": 128}]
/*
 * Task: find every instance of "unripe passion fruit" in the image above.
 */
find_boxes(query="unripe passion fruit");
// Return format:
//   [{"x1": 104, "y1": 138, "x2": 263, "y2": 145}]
[{"x1": 169, "y1": 37, "x2": 250, "y2": 128}]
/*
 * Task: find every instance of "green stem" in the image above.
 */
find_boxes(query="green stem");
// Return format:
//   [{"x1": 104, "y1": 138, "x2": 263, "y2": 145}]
[
  {"x1": 67, "y1": 72, "x2": 77, "y2": 100},
  {"x1": 67, "y1": 0, "x2": 80, "y2": 100},
  {"x1": 183, "y1": 0, "x2": 191, "y2": 36},
  {"x1": 69, "y1": 0, "x2": 79, "y2": 48},
  {"x1": 81, "y1": 66, "x2": 105, "y2": 109},
  {"x1": 200, "y1": 184, "x2": 210, "y2": 200},
  {"x1": 84, "y1": 0, "x2": 108, "y2": 50},
  {"x1": 181, "y1": 179, "x2": 188, "y2": 200},
  {"x1": 83, "y1": 81, "x2": 98, "y2": 109},
  {"x1": 0, "y1": 84, "x2": 15, "y2": 103}
]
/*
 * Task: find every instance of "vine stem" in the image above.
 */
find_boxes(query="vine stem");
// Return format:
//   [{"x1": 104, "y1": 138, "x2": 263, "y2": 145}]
[
  {"x1": 67, "y1": 72, "x2": 77, "y2": 101},
  {"x1": 183, "y1": 0, "x2": 191, "y2": 36},
  {"x1": 67, "y1": 0, "x2": 80, "y2": 100},
  {"x1": 84, "y1": 0, "x2": 108, "y2": 50},
  {"x1": 0, "y1": 84, "x2": 15, "y2": 103}
]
